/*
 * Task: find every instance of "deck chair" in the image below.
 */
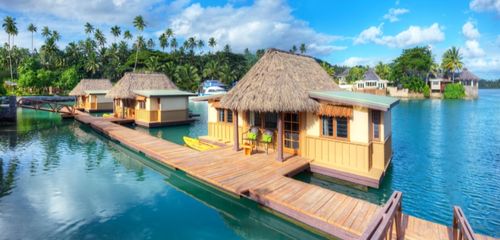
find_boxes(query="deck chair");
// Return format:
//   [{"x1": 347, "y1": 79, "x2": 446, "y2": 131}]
[
  {"x1": 243, "y1": 126, "x2": 259, "y2": 152},
  {"x1": 261, "y1": 129, "x2": 273, "y2": 154}
]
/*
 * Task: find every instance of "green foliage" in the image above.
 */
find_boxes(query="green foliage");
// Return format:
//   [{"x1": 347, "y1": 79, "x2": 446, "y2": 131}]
[
  {"x1": 174, "y1": 64, "x2": 201, "y2": 91},
  {"x1": 401, "y1": 76, "x2": 426, "y2": 93},
  {"x1": 441, "y1": 47, "x2": 463, "y2": 81},
  {"x1": 57, "y1": 67, "x2": 79, "y2": 91},
  {"x1": 320, "y1": 62, "x2": 335, "y2": 77},
  {"x1": 375, "y1": 61, "x2": 390, "y2": 80},
  {"x1": 444, "y1": 83, "x2": 465, "y2": 99},
  {"x1": 0, "y1": 78, "x2": 6, "y2": 96},
  {"x1": 390, "y1": 46, "x2": 433, "y2": 83},
  {"x1": 346, "y1": 66, "x2": 366, "y2": 83},
  {"x1": 423, "y1": 85, "x2": 430, "y2": 98}
]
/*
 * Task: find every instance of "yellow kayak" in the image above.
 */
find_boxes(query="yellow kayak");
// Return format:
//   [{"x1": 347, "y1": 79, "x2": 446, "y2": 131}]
[
  {"x1": 102, "y1": 113, "x2": 113, "y2": 118},
  {"x1": 183, "y1": 136, "x2": 219, "y2": 151}
]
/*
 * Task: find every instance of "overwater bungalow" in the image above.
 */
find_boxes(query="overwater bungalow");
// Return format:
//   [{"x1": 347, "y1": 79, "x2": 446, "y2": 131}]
[
  {"x1": 105, "y1": 72, "x2": 196, "y2": 127},
  {"x1": 195, "y1": 49, "x2": 399, "y2": 188},
  {"x1": 69, "y1": 79, "x2": 113, "y2": 112}
]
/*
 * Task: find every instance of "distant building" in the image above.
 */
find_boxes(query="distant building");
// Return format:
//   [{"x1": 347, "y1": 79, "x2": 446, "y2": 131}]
[
  {"x1": 428, "y1": 73, "x2": 451, "y2": 93},
  {"x1": 336, "y1": 69, "x2": 352, "y2": 91},
  {"x1": 456, "y1": 68, "x2": 479, "y2": 98},
  {"x1": 353, "y1": 68, "x2": 388, "y2": 95}
]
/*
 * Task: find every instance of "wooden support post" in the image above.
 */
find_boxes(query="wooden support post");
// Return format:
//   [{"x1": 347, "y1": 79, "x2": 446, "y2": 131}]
[
  {"x1": 276, "y1": 112, "x2": 284, "y2": 162},
  {"x1": 233, "y1": 110, "x2": 239, "y2": 151}
]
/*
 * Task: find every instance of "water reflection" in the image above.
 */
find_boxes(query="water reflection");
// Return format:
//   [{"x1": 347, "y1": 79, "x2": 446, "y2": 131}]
[{"x1": 0, "y1": 108, "x2": 325, "y2": 239}]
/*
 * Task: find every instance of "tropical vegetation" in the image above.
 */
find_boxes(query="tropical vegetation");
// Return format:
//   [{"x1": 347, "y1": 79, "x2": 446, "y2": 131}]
[
  {"x1": 0, "y1": 15, "x2": 309, "y2": 95},
  {"x1": 443, "y1": 83, "x2": 466, "y2": 99}
]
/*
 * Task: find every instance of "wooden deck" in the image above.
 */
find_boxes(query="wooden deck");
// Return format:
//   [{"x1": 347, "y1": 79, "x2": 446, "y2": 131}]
[{"x1": 74, "y1": 114, "x2": 498, "y2": 240}]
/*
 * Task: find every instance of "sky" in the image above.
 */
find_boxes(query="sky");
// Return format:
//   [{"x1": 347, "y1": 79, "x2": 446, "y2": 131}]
[{"x1": 0, "y1": 0, "x2": 499, "y2": 79}]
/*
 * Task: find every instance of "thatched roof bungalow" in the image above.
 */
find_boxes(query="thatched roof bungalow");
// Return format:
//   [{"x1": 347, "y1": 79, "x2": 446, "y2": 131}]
[
  {"x1": 107, "y1": 73, "x2": 195, "y2": 127},
  {"x1": 69, "y1": 79, "x2": 113, "y2": 112},
  {"x1": 195, "y1": 49, "x2": 399, "y2": 188}
]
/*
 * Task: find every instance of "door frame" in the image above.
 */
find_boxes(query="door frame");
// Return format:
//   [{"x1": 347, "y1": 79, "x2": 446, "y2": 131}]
[{"x1": 283, "y1": 112, "x2": 301, "y2": 155}]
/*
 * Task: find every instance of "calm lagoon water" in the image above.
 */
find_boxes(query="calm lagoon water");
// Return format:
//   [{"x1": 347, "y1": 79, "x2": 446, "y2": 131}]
[{"x1": 1, "y1": 90, "x2": 499, "y2": 238}]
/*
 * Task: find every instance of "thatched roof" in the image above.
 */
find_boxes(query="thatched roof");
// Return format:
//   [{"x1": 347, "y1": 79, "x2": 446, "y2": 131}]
[
  {"x1": 106, "y1": 73, "x2": 178, "y2": 99},
  {"x1": 457, "y1": 68, "x2": 480, "y2": 81},
  {"x1": 69, "y1": 79, "x2": 112, "y2": 96},
  {"x1": 220, "y1": 49, "x2": 339, "y2": 112}
]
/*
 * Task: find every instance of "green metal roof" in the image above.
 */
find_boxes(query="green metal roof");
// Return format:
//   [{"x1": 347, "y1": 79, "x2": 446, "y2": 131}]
[
  {"x1": 309, "y1": 91, "x2": 399, "y2": 111},
  {"x1": 84, "y1": 90, "x2": 109, "y2": 95},
  {"x1": 133, "y1": 89, "x2": 197, "y2": 97}
]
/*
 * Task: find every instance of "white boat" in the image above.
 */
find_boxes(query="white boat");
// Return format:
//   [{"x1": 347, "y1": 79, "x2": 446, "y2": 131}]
[{"x1": 202, "y1": 86, "x2": 227, "y2": 96}]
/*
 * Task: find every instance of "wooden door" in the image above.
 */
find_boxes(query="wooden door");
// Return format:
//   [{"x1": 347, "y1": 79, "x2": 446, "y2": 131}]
[{"x1": 283, "y1": 112, "x2": 300, "y2": 155}]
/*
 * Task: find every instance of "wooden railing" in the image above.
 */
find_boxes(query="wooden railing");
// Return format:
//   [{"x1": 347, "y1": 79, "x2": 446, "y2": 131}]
[
  {"x1": 452, "y1": 207, "x2": 476, "y2": 240},
  {"x1": 360, "y1": 191, "x2": 403, "y2": 240},
  {"x1": 17, "y1": 98, "x2": 76, "y2": 115}
]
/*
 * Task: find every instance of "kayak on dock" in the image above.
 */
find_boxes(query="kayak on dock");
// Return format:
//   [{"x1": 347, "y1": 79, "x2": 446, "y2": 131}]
[{"x1": 183, "y1": 136, "x2": 219, "y2": 151}]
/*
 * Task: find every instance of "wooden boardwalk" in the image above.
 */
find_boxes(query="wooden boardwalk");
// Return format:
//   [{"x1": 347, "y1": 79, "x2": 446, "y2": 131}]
[{"x1": 75, "y1": 114, "x2": 497, "y2": 240}]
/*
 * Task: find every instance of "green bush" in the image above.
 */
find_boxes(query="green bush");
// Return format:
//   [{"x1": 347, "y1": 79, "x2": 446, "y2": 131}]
[
  {"x1": 423, "y1": 85, "x2": 430, "y2": 98},
  {"x1": 444, "y1": 83, "x2": 465, "y2": 99}
]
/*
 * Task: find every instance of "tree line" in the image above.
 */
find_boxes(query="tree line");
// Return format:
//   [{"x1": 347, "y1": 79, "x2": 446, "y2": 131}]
[{"x1": 0, "y1": 15, "x2": 309, "y2": 95}]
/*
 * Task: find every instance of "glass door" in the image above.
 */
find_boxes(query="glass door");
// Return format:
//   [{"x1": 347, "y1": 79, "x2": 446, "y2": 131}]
[{"x1": 283, "y1": 113, "x2": 300, "y2": 154}]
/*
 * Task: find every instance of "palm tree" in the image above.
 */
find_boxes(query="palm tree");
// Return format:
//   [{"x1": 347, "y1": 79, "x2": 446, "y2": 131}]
[
  {"x1": 41, "y1": 26, "x2": 51, "y2": 39},
  {"x1": 441, "y1": 47, "x2": 463, "y2": 82},
  {"x1": 174, "y1": 64, "x2": 201, "y2": 91},
  {"x1": 27, "y1": 23, "x2": 37, "y2": 53},
  {"x1": 94, "y1": 29, "x2": 106, "y2": 49},
  {"x1": 223, "y1": 44, "x2": 231, "y2": 53},
  {"x1": 159, "y1": 33, "x2": 168, "y2": 52},
  {"x1": 162, "y1": 62, "x2": 176, "y2": 79},
  {"x1": 208, "y1": 37, "x2": 216, "y2": 53},
  {"x1": 299, "y1": 43, "x2": 307, "y2": 54},
  {"x1": 111, "y1": 25, "x2": 121, "y2": 43},
  {"x1": 84, "y1": 22, "x2": 94, "y2": 37},
  {"x1": 320, "y1": 62, "x2": 335, "y2": 77},
  {"x1": 85, "y1": 54, "x2": 101, "y2": 77},
  {"x1": 165, "y1": 28, "x2": 173, "y2": 38},
  {"x1": 145, "y1": 56, "x2": 161, "y2": 72},
  {"x1": 219, "y1": 63, "x2": 236, "y2": 85},
  {"x1": 2, "y1": 16, "x2": 17, "y2": 80},
  {"x1": 123, "y1": 30, "x2": 132, "y2": 41},
  {"x1": 52, "y1": 31, "x2": 61, "y2": 42},
  {"x1": 170, "y1": 38, "x2": 178, "y2": 52},
  {"x1": 133, "y1": 15, "x2": 146, "y2": 71},
  {"x1": 203, "y1": 60, "x2": 220, "y2": 79},
  {"x1": 290, "y1": 45, "x2": 297, "y2": 53},
  {"x1": 186, "y1": 37, "x2": 196, "y2": 53}
]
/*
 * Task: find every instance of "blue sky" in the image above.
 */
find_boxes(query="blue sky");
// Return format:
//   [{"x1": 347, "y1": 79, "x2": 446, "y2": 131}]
[{"x1": 1, "y1": 0, "x2": 499, "y2": 79}]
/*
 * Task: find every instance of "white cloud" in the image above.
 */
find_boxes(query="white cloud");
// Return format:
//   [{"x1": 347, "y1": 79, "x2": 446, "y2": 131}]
[
  {"x1": 383, "y1": 8, "x2": 410, "y2": 22},
  {"x1": 464, "y1": 56, "x2": 500, "y2": 79},
  {"x1": 462, "y1": 21, "x2": 480, "y2": 39},
  {"x1": 354, "y1": 25, "x2": 383, "y2": 45},
  {"x1": 354, "y1": 23, "x2": 445, "y2": 48},
  {"x1": 342, "y1": 57, "x2": 380, "y2": 67},
  {"x1": 469, "y1": 0, "x2": 500, "y2": 15},
  {"x1": 463, "y1": 40, "x2": 486, "y2": 58},
  {"x1": 169, "y1": 0, "x2": 345, "y2": 55}
]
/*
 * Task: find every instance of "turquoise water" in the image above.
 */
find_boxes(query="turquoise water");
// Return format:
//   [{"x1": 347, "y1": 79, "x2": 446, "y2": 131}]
[
  {"x1": 0, "y1": 109, "x2": 324, "y2": 239},
  {"x1": 1, "y1": 90, "x2": 499, "y2": 238},
  {"x1": 297, "y1": 89, "x2": 500, "y2": 237}
]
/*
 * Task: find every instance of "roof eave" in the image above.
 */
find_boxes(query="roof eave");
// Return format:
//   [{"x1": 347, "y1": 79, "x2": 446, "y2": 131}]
[{"x1": 308, "y1": 92, "x2": 399, "y2": 112}]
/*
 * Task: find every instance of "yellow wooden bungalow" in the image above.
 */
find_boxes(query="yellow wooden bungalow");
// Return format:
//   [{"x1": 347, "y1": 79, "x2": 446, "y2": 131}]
[
  {"x1": 195, "y1": 49, "x2": 399, "y2": 188},
  {"x1": 69, "y1": 79, "x2": 113, "y2": 112},
  {"x1": 105, "y1": 73, "x2": 196, "y2": 127}
]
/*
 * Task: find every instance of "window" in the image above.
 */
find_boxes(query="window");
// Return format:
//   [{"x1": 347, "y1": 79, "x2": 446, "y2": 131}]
[
  {"x1": 217, "y1": 108, "x2": 233, "y2": 123},
  {"x1": 217, "y1": 108, "x2": 225, "y2": 122},
  {"x1": 264, "y1": 112, "x2": 278, "y2": 129},
  {"x1": 372, "y1": 110, "x2": 381, "y2": 140},
  {"x1": 227, "y1": 110, "x2": 233, "y2": 123},
  {"x1": 249, "y1": 112, "x2": 278, "y2": 129},
  {"x1": 320, "y1": 116, "x2": 348, "y2": 140},
  {"x1": 138, "y1": 101, "x2": 146, "y2": 109},
  {"x1": 336, "y1": 118, "x2": 348, "y2": 138}
]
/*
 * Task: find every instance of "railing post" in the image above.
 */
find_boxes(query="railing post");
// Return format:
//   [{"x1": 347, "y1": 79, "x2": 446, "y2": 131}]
[
  {"x1": 360, "y1": 191, "x2": 403, "y2": 240},
  {"x1": 452, "y1": 206, "x2": 476, "y2": 240}
]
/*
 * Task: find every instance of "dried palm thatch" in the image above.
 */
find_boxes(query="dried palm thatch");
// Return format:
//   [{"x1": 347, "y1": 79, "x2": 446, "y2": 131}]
[
  {"x1": 458, "y1": 68, "x2": 480, "y2": 81},
  {"x1": 318, "y1": 103, "x2": 352, "y2": 118},
  {"x1": 220, "y1": 49, "x2": 339, "y2": 112},
  {"x1": 69, "y1": 79, "x2": 112, "y2": 96},
  {"x1": 106, "y1": 73, "x2": 177, "y2": 99}
]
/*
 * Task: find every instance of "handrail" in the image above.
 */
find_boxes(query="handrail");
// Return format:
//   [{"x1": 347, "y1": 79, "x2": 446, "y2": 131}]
[
  {"x1": 453, "y1": 206, "x2": 476, "y2": 240},
  {"x1": 360, "y1": 191, "x2": 403, "y2": 240},
  {"x1": 17, "y1": 98, "x2": 76, "y2": 115}
]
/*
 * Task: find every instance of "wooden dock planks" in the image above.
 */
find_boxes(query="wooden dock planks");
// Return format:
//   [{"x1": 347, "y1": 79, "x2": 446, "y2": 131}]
[{"x1": 74, "y1": 114, "x2": 498, "y2": 240}]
